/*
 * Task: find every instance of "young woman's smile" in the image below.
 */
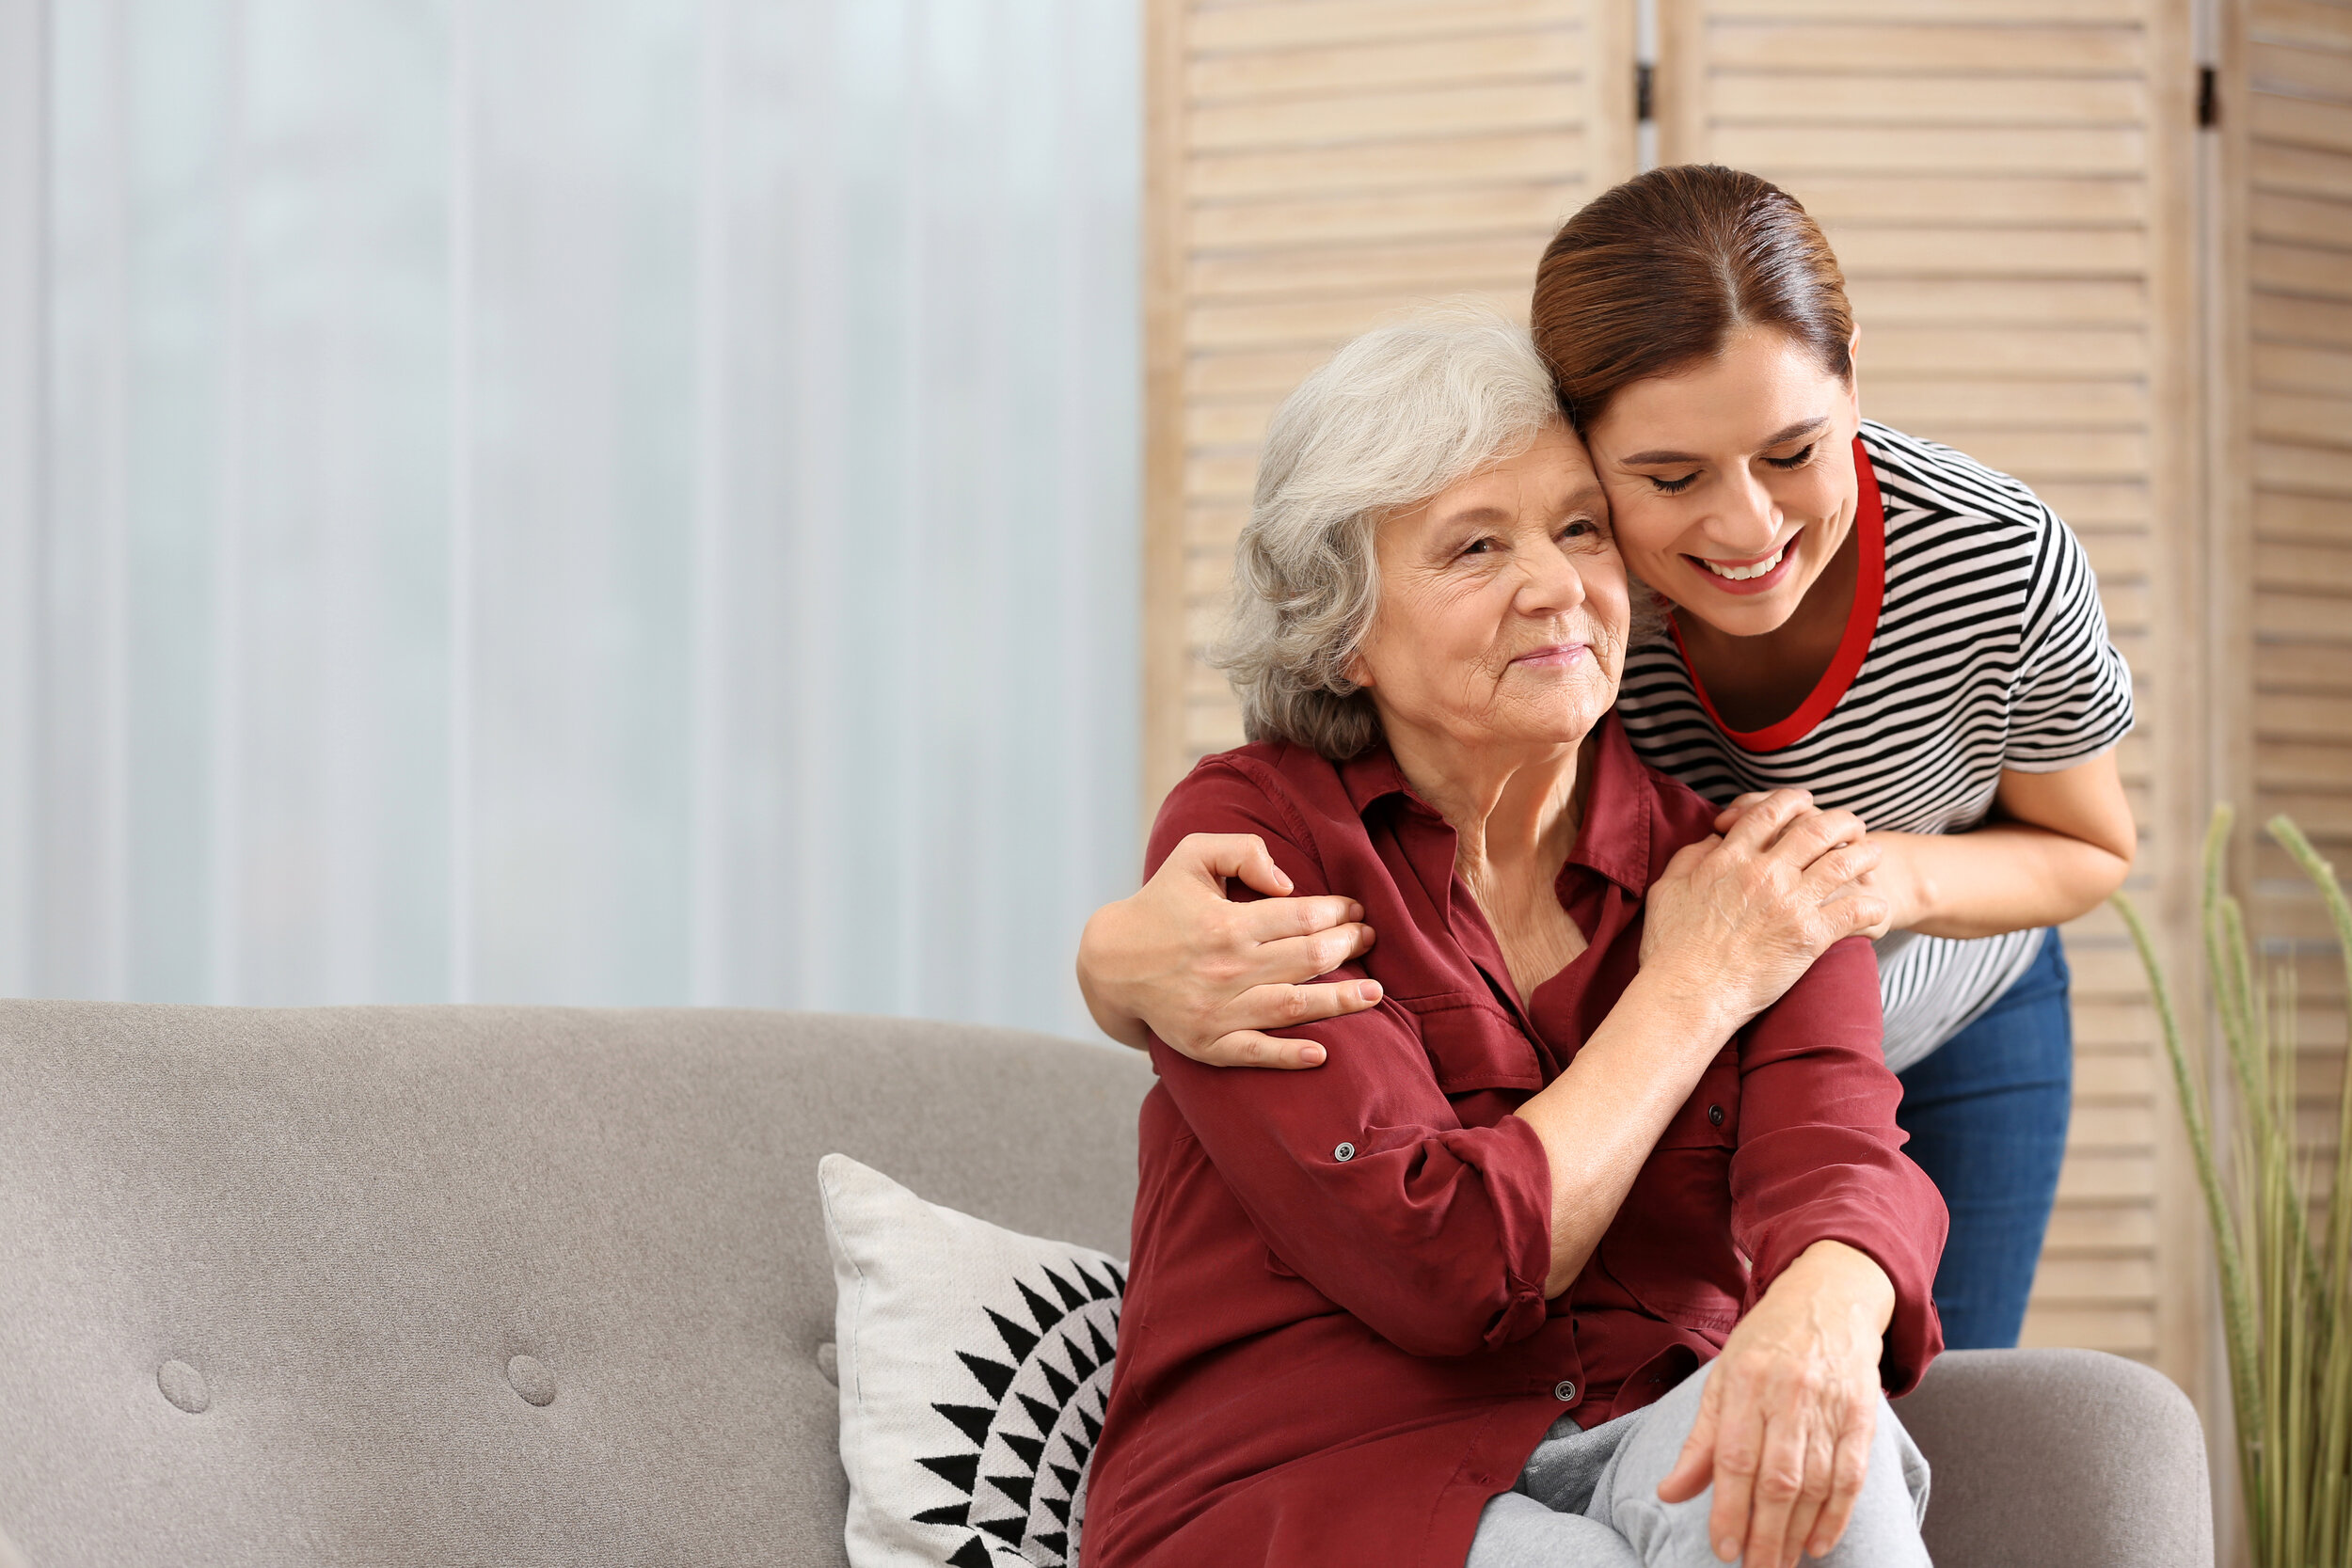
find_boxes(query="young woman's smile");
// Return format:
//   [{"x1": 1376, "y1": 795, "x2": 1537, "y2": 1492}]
[{"x1": 1687, "y1": 533, "x2": 1802, "y2": 594}]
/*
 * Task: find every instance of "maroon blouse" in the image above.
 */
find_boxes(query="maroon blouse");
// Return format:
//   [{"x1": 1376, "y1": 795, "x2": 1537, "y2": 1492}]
[{"x1": 1080, "y1": 713, "x2": 1945, "y2": 1568}]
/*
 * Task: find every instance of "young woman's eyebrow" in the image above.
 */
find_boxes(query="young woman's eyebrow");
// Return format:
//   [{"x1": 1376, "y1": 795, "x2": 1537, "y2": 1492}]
[{"x1": 1617, "y1": 416, "x2": 1831, "y2": 467}]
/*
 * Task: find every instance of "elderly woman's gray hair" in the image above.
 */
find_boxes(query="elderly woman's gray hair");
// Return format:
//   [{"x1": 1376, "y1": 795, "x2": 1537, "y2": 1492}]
[{"x1": 1213, "y1": 305, "x2": 1565, "y2": 760}]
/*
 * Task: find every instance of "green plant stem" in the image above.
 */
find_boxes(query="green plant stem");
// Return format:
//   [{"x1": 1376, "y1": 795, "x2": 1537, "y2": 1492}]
[
  {"x1": 2267, "y1": 816, "x2": 2352, "y2": 1566},
  {"x1": 2116, "y1": 887, "x2": 2266, "y2": 1560}
]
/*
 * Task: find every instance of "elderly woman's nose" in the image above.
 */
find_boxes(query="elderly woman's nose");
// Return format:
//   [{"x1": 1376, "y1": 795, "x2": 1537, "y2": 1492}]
[{"x1": 1515, "y1": 541, "x2": 1587, "y2": 611}]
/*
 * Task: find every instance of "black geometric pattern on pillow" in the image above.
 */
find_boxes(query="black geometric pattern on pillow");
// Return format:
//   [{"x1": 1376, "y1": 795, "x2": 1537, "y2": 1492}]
[{"x1": 912, "y1": 1257, "x2": 1125, "y2": 1568}]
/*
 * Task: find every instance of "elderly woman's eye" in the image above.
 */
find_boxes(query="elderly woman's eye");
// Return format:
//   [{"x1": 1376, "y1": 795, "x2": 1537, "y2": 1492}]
[
  {"x1": 1460, "y1": 537, "x2": 1496, "y2": 557},
  {"x1": 1650, "y1": 472, "x2": 1698, "y2": 495},
  {"x1": 1764, "y1": 442, "x2": 1818, "y2": 470},
  {"x1": 1560, "y1": 518, "x2": 1598, "y2": 541}
]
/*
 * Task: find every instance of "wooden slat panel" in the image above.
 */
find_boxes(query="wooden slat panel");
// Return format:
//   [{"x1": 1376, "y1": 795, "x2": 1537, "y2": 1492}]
[
  {"x1": 2252, "y1": 237, "x2": 2352, "y2": 297},
  {"x1": 2254, "y1": 0, "x2": 2352, "y2": 52},
  {"x1": 1832, "y1": 227, "x2": 2145, "y2": 276},
  {"x1": 1190, "y1": 80, "x2": 1582, "y2": 150},
  {"x1": 2257, "y1": 644, "x2": 2352, "y2": 691},
  {"x1": 2255, "y1": 291, "x2": 2352, "y2": 347},
  {"x1": 2019, "y1": 1304, "x2": 2158, "y2": 1354},
  {"x1": 2044, "y1": 1202, "x2": 2159, "y2": 1251},
  {"x1": 1709, "y1": 74, "x2": 2148, "y2": 124},
  {"x1": 2252, "y1": 138, "x2": 2352, "y2": 203},
  {"x1": 1843, "y1": 277, "x2": 2148, "y2": 325},
  {"x1": 2255, "y1": 341, "x2": 2352, "y2": 395},
  {"x1": 2259, "y1": 489, "x2": 2352, "y2": 541},
  {"x1": 2247, "y1": 12, "x2": 2352, "y2": 1348},
  {"x1": 1859, "y1": 325, "x2": 2147, "y2": 376},
  {"x1": 2252, "y1": 189, "x2": 2352, "y2": 248},
  {"x1": 2255, "y1": 539, "x2": 2352, "y2": 590},
  {"x1": 2252, "y1": 91, "x2": 2352, "y2": 157},
  {"x1": 1791, "y1": 173, "x2": 2146, "y2": 225},
  {"x1": 1190, "y1": 0, "x2": 1566, "y2": 53},
  {"x1": 2249, "y1": 40, "x2": 2352, "y2": 108},
  {"x1": 1187, "y1": 287, "x2": 1531, "y2": 351},
  {"x1": 1191, "y1": 182, "x2": 1587, "y2": 247},
  {"x1": 2255, "y1": 439, "x2": 2352, "y2": 495},
  {"x1": 1191, "y1": 129, "x2": 1589, "y2": 200},
  {"x1": 1189, "y1": 234, "x2": 1553, "y2": 298},
  {"x1": 1718, "y1": 125, "x2": 2148, "y2": 175},
  {"x1": 2256, "y1": 390, "x2": 2352, "y2": 447},
  {"x1": 1866, "y1": 378, "x2": 2148, "y2": 428},
  {"x1": 1189, "y1": 28, "x2": 1582, "y2": 101},
  {"x1": 1709, "y1": 0, "x2": 2144, "y2": 17},
  {"x1": 1708, "y1": 23, "x2": 2146, "y2": 73}
]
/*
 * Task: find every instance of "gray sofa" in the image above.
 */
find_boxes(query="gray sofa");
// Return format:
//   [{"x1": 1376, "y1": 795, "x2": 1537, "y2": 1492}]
[{"x1": 0, "y1": 1003, "x2": 2211, "y2": 1566}]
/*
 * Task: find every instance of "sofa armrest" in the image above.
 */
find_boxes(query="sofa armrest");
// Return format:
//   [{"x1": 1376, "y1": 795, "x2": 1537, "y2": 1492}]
[{"x1": 1894, "y1": 1347, "x2": 2213, "y2": 1568}]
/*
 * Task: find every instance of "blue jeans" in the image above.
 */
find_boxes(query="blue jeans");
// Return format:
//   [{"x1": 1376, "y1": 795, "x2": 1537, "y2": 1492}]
[{"x1": 1893, "y1": 928, "x2": 2073, "y2": 1351}]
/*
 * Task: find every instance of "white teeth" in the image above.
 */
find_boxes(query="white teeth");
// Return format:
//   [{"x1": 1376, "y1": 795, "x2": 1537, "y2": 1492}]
[{"x1": 1699, "y1": 544, "x2": 1788, "y2": 582}]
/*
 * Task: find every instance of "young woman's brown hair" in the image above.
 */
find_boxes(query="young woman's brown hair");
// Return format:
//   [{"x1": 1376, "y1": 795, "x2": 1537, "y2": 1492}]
[{"x1": 1532, "y1": 165, "x2": 1853, "y2": 430}]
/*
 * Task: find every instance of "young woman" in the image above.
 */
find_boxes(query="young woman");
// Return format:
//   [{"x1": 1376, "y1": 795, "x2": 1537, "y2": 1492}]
[{"x1": 1077, "y1": 166, "x2": 2136, "y2": 1352}]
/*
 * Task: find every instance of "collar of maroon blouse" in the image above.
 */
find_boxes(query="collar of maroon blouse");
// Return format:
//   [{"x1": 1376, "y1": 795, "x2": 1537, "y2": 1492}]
[{"x1": 1330, "y1": 711, "x2": 1660, "y2": 1077}]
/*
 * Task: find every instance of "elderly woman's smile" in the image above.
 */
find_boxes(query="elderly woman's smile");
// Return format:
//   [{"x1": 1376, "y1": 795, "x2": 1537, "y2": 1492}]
[{"x1": 1350, "y1": 421, "x2": 1629, "y2": 761}]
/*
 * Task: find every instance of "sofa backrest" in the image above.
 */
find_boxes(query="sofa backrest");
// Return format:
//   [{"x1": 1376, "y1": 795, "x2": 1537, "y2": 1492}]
[{"x1": 0, "y1": 1001, "x2": 1152, "y2": 1567}]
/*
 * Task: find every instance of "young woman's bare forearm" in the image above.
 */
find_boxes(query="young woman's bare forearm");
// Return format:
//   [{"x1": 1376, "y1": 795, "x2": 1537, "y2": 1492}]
[{"x1": 1877, "y1": 822, "x2": 2131, "y2": 940}]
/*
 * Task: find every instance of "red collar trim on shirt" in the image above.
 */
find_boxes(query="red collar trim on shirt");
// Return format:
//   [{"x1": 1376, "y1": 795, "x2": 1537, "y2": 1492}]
[{"x1": 1666, "y1": 435, "x2": 1886, "y2": 754}]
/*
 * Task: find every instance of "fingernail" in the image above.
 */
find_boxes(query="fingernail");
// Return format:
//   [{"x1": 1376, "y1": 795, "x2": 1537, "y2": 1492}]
[
  {"x1": 1357, "y1": 980, "x2": 1382, "y2": 1003},
  {"x1": 1345, "y1": 901, "x2": 1363, "y2": 920},
  {"x1": 1300, "y1": 1043, "x2": 1326, "y2": 1065},
  {"x1": 1717, "y1": 1540, "x2": 1739, "y2": 1562}
]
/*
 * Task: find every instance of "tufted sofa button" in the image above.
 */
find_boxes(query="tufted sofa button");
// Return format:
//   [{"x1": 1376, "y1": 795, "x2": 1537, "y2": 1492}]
[
  {"x1": 506, "y1": 1354, "x2": 556, "y2": 1407},
  {"x1": 157, "y1": 1359, "x2": 209, "y2": 1415}
]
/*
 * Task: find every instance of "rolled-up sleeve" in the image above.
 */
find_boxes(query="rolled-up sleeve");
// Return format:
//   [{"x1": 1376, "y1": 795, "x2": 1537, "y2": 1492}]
[
  {"x1": 1728, "y1": 937, "x2": 1947, "y2": 1394},
  {"x1": 1144, "y1": 762, "x2": 1556, "y2": 1359}
]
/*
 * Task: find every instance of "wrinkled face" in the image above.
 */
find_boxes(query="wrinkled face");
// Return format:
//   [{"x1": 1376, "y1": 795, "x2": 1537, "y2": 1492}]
[
  {"x1": 1582, "y1": 325, "x2": 1862, "y2": 639},
  {"x1": 1349, "y1": 420, "x2": 1629, "y2": 754}
]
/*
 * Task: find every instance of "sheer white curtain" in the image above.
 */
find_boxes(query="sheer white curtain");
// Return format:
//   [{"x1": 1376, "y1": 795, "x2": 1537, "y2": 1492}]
[{"x1": 0, "y1": 0, "x2": 1140, "y2": 1036}]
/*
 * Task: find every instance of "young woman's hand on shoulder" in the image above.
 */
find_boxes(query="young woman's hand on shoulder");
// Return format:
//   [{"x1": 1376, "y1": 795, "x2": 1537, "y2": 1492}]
[{"x1": 1075, "y1": 832, "x2": 1383, "y2": 1069}]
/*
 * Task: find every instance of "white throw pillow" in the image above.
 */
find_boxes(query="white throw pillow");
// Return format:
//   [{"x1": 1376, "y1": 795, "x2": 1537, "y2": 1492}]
[{"x1": 820, "y1": 1153, "x2": 1126, "y2": 1568}]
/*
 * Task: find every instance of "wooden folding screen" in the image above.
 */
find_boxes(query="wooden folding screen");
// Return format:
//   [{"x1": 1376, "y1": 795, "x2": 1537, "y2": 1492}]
[
  {"x1": 1145, "y1": 0, "x2": 2212, "y2": 1398},
  {"x1": 2213, "y1": 0, "x2": 2352, "y2": 1274},
  {"x1": 1144, "y1": 0, "x2": 1637, "y2": 808}
]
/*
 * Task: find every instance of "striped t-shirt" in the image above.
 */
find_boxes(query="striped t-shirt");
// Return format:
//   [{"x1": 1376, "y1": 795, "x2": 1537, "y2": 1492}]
[{"x1": 1614, "y1": 420, "x2": 2135, "y2": 1072}]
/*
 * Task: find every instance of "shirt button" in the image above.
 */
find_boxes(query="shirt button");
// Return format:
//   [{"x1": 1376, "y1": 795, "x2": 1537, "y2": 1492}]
[
  {"x1": 1554, "y1": 1380, "x2": 1577, "y2": 1402},
  {"x1": 1708, "y1": 1104, "x2": 1726, "y2": 1127},
  {"x1": 1333, "y1": 1141, "x2": 1356, "y2": 1163}
]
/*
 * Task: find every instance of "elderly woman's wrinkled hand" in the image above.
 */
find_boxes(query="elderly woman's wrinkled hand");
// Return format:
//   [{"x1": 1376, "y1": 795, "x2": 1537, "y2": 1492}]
[
  {"x1": 1074, "y1": 832, "x2": 1383, "y2": 1068},
  {"x1": 1657, "y1": 1240, "x2": 1897, "y2": 1568},
  {"x1": 1638, "y1": 788, "x2": 1888, "y2": 1030}
]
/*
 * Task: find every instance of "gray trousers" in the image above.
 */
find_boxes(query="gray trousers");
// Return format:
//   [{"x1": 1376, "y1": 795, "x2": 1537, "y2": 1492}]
[{"x1": 1465, "y1": 1362, "x2": 1932, "y2": 1567}]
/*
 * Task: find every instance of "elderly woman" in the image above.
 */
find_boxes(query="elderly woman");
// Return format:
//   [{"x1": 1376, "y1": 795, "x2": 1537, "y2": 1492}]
[{"x1": 1079, "y1": 310, "x2": 1945, "y2": 1568}]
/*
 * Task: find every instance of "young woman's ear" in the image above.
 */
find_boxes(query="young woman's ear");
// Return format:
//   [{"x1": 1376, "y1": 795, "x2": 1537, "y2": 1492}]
[{"x1": 1845, "y1": 328, "x2": 1863, "y2": 424}]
